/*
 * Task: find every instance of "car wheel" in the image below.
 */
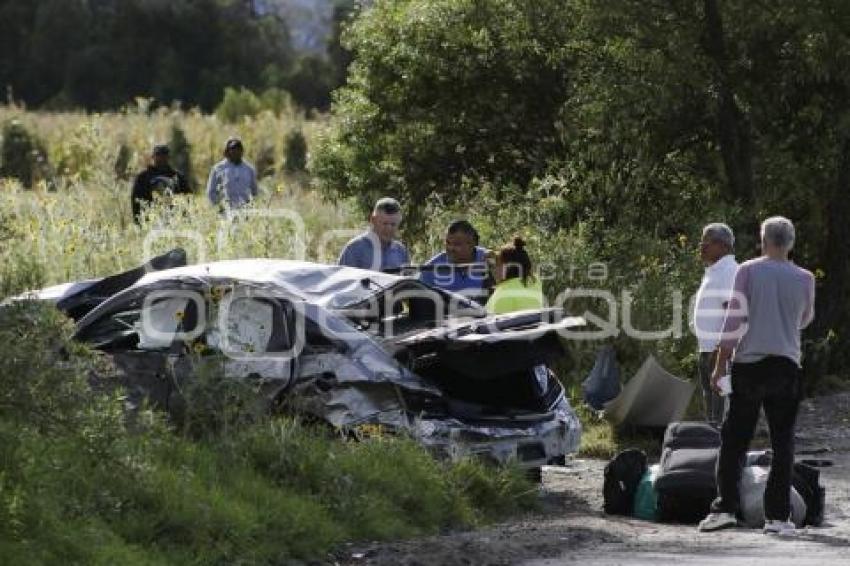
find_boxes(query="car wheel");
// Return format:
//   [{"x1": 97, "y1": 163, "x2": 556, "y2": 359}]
[
  {"x1": 526, "y1": 466, "x2": 543, "y2": 483},
  {"x1": 547, "y1": 455, "x2": 567, "y2": 466}
]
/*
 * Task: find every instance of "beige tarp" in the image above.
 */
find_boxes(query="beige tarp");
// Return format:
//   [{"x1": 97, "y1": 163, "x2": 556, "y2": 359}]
[{"x1": 603, "y1": 354, "x2": 695, "y2": 427}]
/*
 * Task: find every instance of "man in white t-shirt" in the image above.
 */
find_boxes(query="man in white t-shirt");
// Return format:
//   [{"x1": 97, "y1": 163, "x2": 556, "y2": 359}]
[{"x1": 693, "y1": 223, "x2": 738, "y2": 425}]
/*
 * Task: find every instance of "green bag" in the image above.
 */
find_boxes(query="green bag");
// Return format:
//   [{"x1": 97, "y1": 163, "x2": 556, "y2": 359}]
[{"x1": 633, "y1": 464, "x2": 660, "y2": 521}]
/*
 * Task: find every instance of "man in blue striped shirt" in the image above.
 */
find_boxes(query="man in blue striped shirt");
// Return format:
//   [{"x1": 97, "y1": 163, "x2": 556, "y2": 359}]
[{"x1": 419, "y1": 220, "x2": 490, "y2": 304}]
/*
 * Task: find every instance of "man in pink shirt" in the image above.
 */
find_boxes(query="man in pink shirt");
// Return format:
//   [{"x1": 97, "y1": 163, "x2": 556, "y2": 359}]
[{"x1": 698, "y1": 216, "x2": 815, "y2": 536}]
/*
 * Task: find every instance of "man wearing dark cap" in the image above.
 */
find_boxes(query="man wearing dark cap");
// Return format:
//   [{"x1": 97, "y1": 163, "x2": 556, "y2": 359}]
[
  {"x1": 206, "y1": 136, "x2": 258, "y2": 209},
  {"x1": 131, "y1": 144, "x2": 191, "y2": 223}
]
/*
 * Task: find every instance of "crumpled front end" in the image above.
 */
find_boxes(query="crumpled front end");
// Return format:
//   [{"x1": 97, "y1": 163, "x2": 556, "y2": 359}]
[
  {"x1": 287, "y1": 305, "x2": 584, "y2": 468},
  {"x1": 411, "y1": 397, "x2": 582, "y2": 469}
]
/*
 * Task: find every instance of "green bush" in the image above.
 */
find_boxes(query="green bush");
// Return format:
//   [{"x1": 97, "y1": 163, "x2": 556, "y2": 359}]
[
  {"x1": 259, "y1": 87, "x2": 293, "y2": 116},
  {"x1": 447, "y1": 458, "x2": 538, "y2": 521},
  {"x1": 113, "y1": 141, "x2": 132, "y2": 180},
  {"x1": 175, "y1": 356, "x2": 267, "y2": 440},
  {"x1": 254, "y1": 143, "x2": 276, "y2": 178},
  {"x1": 168, "y1": 124, "x2": 194, "y2": 189},
  {"x1": 283, "y1": 128, "x2": 308, "y2": 172},
  {"x1": 216, "y1": 87, "x2": 294, "y2": 124},
  {"x1": 0, "y1": 120, "x2": 49, "y2": 188},
  {"x1": 55, "y1": 121, "x2": 102, "y2": 180},
  {"x1": 215, "y1": 87, "x2": 263, "y2": 124},
  {"x1": 0, "y1": 301, "x2": 116, "y2": 435},
  {"x1": 0, "y1": 245, "x2": 45, "y2": 299}
]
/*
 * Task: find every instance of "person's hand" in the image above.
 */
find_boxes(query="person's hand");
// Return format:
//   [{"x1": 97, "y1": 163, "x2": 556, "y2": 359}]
[{"x1": 710, "y1": 366, "x2": 725, "y2": 394}]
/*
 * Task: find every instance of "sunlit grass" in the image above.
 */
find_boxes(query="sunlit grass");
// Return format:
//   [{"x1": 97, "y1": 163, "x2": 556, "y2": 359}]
[{"x1": 0, "y1": 105, "x2": 361, "y2": 294}]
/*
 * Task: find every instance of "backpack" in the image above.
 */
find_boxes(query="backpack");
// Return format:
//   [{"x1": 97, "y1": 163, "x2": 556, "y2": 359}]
[
  {"x1": 793, "y1": 461, "x2": 826, "y2": 527},
  {"x1": 654, "y1": 421, "x2": 721, "y2": 522},
  {"x1": 603, "y1": 448, "x2": 648, "y2": 515},
  {"x1": 655, "y1": 446, "x2": 719, "y2": 523},
  {"x1": 661, "y1": 421, "x2": 720, "y2": 451}
]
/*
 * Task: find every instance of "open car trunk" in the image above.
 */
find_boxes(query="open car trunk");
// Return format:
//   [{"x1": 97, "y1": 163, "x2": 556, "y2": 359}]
[{"x1": 391, "y1": 309, "x2": 585, "y2": 417}]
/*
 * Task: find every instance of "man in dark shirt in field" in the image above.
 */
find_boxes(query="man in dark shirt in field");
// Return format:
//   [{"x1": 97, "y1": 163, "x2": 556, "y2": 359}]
[{"x1": 131, "y1": 144, "x2": 191, "y2": 223}]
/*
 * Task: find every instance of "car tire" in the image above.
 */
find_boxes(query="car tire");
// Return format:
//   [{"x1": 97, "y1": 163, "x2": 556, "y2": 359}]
[
  {"x1": 526, "y1": 467, "x2": 543, "y2": 483},
  {"x1": 547, "y1": 455, "x2": 567, "y2": 466}
]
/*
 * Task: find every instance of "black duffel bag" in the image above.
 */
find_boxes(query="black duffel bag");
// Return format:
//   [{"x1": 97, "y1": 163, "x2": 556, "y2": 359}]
[{"x1": 603, "y1": 448, "x2": 648, "y2": 516}]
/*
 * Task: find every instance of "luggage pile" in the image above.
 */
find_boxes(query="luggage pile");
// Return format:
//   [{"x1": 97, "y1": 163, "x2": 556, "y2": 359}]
[{"x1": 603, "y1": 421, "x2": 826, "y2": 527}]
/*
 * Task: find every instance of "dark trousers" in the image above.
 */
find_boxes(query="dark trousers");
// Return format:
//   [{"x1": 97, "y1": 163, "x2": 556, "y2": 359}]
[
  {"x1": 698, "y1": 351, "x2": 727, "y2": 425},
  {"x1": 710, "y1": 356, "x2": 802, "y2": 520}
]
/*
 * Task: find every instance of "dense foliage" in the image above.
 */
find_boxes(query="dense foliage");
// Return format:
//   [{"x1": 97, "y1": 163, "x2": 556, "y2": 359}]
[
  {"x1": 313, "y1": 0, "x2": 574, "y2": 228},
  {"x1": 0, "y1": 0, "x2": 356, "y2": 111},
  {"x1": 316, "y1": 0, "x2": 850, "y2": 389},
  {"x1": 0, "y1": 120, "x2": 49, "y2": 188}
]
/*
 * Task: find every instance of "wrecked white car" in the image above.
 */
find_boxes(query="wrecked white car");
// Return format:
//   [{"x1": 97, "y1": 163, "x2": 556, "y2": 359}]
[{"x1": 20, "y1": 249, "x2": 584, "y2": 470}]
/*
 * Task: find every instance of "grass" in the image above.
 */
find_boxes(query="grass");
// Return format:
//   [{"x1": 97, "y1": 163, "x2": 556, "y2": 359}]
[
  {"x1": 0, "y1": 301, "x2": 539, "y2": 564},
  {"x1": 574, "y1": 402, "x2": 663, "y2": 461},
  {"x1": 0, "y1": 103, "x2": 361, "y2": 295}
]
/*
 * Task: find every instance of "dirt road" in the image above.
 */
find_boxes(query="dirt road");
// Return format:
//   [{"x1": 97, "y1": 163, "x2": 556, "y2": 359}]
[{"x1": 336, "y1": 392, "x2": 850, "y2": 566}]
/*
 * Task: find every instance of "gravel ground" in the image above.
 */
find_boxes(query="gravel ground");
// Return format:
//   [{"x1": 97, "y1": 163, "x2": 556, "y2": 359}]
[{"x1": 333, "y1": 392, "x2": 850, "y2": 566}]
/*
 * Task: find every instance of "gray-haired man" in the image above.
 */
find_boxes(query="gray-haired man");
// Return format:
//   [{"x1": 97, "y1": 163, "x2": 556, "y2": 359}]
[
  {"x1": 693, "y1": 223, "x2": 738, "y2": 425},
  {"x1": 699, "y1": 216, "x2": 815, "y2": 535},
  {"x1": 338, "y1": 197, "x2": 410, "y2": 271}
]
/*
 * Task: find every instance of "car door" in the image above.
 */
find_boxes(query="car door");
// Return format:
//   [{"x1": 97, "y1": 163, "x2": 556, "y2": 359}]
[
  {"x1": 76, "y1": 284, "x2": 298, "y2": 413},
  {"x1": 194, "y1": 291, "x2": 298, "y2": 404}
]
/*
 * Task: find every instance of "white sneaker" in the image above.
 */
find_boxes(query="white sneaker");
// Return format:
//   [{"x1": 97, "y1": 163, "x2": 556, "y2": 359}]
[
  {"x1": 698, "y1": 512, "x2": 737, "y2": 532},
  {"x1": 764, "y1": 520, "x2": 796, "y2": 536}
]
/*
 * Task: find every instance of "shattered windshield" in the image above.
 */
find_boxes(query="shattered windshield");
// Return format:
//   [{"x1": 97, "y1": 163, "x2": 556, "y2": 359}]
[{"x1": 332, "y1": 278, "x2": 485, "y2": 339}]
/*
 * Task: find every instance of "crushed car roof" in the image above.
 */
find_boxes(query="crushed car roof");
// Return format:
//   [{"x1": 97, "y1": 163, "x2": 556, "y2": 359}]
[{"x1": 131, "y1": 259, "x2": 413, "y2": 306}]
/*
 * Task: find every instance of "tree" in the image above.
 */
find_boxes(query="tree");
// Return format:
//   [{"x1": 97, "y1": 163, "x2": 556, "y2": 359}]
[
  {"x1": 0, "y1": 0, "x2": 297, "y2": 111},
  {"x1": 560, "y1": 0, "x2": 850, "y2": 383},
  {"x1": 313, "y1": 0, "x2": 575, "y2": 231}
]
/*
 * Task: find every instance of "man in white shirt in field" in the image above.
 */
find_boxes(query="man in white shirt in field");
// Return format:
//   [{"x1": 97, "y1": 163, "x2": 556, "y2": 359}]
[
  {"x1": 693, "y1": 222, "x2": 738, "y2": 425},
  {"x1": 206, "y1": 137, "x2": 258, "y2": 209}
]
